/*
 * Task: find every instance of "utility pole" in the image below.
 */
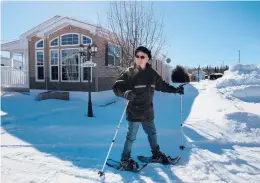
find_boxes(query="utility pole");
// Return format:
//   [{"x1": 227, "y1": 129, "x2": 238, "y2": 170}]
[
  {"x1": 198, "y1": 65, "x2": 200, "y2": 83},
  {"x1": 222, "y1": 61, "x2": 224, "y2": 73}
]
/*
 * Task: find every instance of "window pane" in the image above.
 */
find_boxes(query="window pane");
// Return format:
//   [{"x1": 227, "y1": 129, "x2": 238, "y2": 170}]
[
  {"x1": 83, "y1": 36, "x2": 91, "y2": 44},
  {"x1": 108, "y1": 44, "x2": 114, "y2": 55},
  {"x1": 108, "y1": 55, "x2": 114, "y2": 65},
  {"x1": 51, "y1": 66, "x2": 58, "y2": 80},
  {"x1": 61, "y1": 34, "x2": 79, "y2": 45},
  {"x1": 72, "y1": 39, "x2": 78, "y2": 44},
  {"x1": 61, "y1": 49, "x2": 79, "y2": 81},
  {"x1": 51, "y1": 38, "x2": 58, "y2": 46},
  {"x1": 38, "y1": 67, "x2": 44, "y2": 80},
  {"x1": 115, "y1": 46, "x2": 120, "y2": 57},
  {"x1": 36, "y1": 40, "x2": 44, "y2": 48},
  {"x1": 50, "y1": 50, "x2": 59, "y2": 65},
  {"x1": 62, "y1": 66, "x2": 68, "y2": 80},
  {"x1": 83, "y1": 67, "x2": 90, "y2": 81},
  {"x1": 37, "y1": 52, "x2": 44, "y2": 66},
  {"x1": 61, "y1": 49, "x2": 78, "y2": 65},
  {"x1": 62, "y1": 66, "x2": 79, "y2": 81},
  {"x1": 115, "y1": 57, "x2": 120, "y2": 66}
]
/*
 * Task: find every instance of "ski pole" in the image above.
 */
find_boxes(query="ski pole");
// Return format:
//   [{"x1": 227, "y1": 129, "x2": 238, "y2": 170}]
[
  {"x1": 179, "y1": 94, "x2": 185, "y2": 150},
  {"x1": 178, "y1": 83, "x2": 186, "y2": 150},
  {"x1": 98, "y1": 101, "x2": 129, "y2": 177}
]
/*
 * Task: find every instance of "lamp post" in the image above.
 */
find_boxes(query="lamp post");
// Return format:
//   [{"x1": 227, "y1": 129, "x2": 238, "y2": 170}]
[
  {"x1": 79, "y1": 43, "x2": 97, "y2": 117},
  {"x1": 159, "y1": 55, "x2": 171, "y2": 82}
]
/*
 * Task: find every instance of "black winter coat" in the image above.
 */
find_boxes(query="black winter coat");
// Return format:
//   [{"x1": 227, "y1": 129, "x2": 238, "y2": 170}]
[{"x1": 112, "y1": 63, "x2": 178, "y2": 122}]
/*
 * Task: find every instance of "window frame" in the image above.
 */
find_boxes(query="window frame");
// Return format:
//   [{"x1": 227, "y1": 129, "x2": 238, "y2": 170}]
[
  {"x1": 81, "y1": 55, "x2": 92, "y2": 83},
  {"x1": 35, "y1": 50, "x2": 45, "y2": 82},
  {"x1": 49, "y1": 49, "x2": 59, "y2": 82},
  {"x1": 60, "y1": 33, "x2": 80, "y2": 47},
  {"x1": 49, "y1": 37, "x2": 59, "y2": 47},
  {"x1": 60, "y1": 48, "x2": 80, "y2": 82},
  {"x1": 81, "y1": 35, "x2": 92, "y2": 46},
  {"x1": 107, "y1": 43, "x2": 121, "y2": 66},
  {"x1": 35, "y1": 39, "x2": 44, "y2": 49}
]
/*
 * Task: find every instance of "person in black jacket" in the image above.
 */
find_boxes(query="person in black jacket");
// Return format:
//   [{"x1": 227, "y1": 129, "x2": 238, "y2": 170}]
[{"x1": 112, "y1": 46, "x2": 184, "y2": 170}]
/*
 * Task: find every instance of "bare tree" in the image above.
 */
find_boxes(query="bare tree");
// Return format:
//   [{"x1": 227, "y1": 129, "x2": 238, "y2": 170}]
[{"x1": 98, "y1": 1, "x2": 166, "y2": 69}]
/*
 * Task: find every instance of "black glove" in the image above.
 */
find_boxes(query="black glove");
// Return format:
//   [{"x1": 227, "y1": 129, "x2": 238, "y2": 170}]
[
  {"x1": 123, "y1": 90, "x2": 136, "y2": 101},
  {"x1": 176, "y1": 86, "x2": 184, "y2": 95}
]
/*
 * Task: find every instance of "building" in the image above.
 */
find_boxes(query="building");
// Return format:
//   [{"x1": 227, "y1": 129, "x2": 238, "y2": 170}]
[
  {"x1": 151, "y1": 58, "x2": 173, "y2": 83},
  {"x1": 191, "y1": 69, "x2": 205, "y2": 82},
  {"x1": 1, "y1": 56, "x2": 23, "y2": 70},
  {"x1": 1, "y1": 15, "x2": 121, "y2": 92}
]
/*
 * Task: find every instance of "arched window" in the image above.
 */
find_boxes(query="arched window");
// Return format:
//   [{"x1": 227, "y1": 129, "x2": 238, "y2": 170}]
[
  {"x1": 35, "y1": 39, "x2": 44, "y2": 49},
  {"x1": 61, "y1": 33, "x2": 79, "y2": 46},
  {"x1": 50, "y1": 37, "x2": 59, "y2": 47},
  {"x1": 82, "y1": 35, "x2": 92, "y2": 45},
  {"x1": 35, "y1": 39, "x2": 44, "y2": 81}
]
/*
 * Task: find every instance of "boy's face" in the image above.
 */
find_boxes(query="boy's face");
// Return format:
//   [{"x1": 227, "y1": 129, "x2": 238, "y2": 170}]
[{"x1": 135, "y1": 51, "x2": 149, "y2": 67}]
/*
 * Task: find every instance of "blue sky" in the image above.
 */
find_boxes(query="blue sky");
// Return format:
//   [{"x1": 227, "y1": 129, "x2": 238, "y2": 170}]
[{"x1": 1, "y1": 1, "x2": 260, "y2": 67}]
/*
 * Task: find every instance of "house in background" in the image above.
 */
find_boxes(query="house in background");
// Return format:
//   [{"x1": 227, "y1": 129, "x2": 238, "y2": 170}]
[
  {"x1": 1, "y1": 56, "x2": 23, "y2": 70},
  {"x1": 190, "y1": 69, "x2": 206, "y2": 82},
  {"x1": 150, "y1": 58, "x2": 173, "y2": 84},
  {"x1": 1, "y1": 15, "x2": 172, "y2": 92},
  {"x1": 1, "y1": 15, "x2": 121, "y2": 92}
]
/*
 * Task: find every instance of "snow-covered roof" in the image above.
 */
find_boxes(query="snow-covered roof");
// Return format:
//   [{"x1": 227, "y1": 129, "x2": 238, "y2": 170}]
[
  {"x1": 1, "y1": 15, "x2": 112, "y2": 52},
  {"x1": 212, "y1": 73, "x2": 224, "y2": 76},
  {"x1": 19, "y1": 15, "x2": 100, "y2": 40},
  {"x1": 29, "y1": 16, "x2": 98, "y2": 38}
]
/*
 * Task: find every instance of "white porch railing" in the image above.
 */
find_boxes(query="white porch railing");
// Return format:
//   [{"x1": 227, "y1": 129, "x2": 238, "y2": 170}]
[{"x1": 1, "y1": 67, "x2": 29, "y2": 88}]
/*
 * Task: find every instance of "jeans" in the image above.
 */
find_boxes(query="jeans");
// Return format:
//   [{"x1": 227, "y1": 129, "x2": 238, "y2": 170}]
[{"x1": 121, "y1": 120, "x2": 158, "y2": 160}]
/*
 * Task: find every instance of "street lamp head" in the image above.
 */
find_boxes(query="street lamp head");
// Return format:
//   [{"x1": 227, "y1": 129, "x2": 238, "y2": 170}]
[
  {"x1": 87, "y1": 44, "x2": 92, "y2": 52},
  {"x1": 166, "y1": 58, "x2": 171, "y2": 63},
  {"x1": 91, "y1": 43, "x2": 98, "y2": 53}
]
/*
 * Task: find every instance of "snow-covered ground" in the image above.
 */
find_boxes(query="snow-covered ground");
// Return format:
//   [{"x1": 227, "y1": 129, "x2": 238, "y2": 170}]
[{"x1": 1, "y1": 64, "x2": 260, "y2": 183}]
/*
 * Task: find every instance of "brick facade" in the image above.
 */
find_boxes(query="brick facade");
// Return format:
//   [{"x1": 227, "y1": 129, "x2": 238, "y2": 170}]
[{"x1": 29, "y1": 25, "x2": 120, "y2": 91}]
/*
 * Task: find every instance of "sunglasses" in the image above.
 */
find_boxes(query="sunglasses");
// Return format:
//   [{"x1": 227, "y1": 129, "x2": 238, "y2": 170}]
[{"x1": 135, "y1": 55, "x2": 146, "y2": 59}]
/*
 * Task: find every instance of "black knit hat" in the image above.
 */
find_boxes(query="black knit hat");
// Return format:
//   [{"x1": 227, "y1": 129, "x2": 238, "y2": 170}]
[{"x1": 135, "y1": 46, "x2": 152, "y2": 60}]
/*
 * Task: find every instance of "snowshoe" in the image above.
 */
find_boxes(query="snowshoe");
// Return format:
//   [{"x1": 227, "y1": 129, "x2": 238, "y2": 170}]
[{"x1": 106, "y1": 159, "x2": 148, "y2": 172}]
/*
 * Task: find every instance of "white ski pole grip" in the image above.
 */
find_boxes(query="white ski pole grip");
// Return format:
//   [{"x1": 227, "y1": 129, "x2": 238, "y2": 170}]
[{"x1": 98, "y1": 101, "x2": 129, "y2": 177}]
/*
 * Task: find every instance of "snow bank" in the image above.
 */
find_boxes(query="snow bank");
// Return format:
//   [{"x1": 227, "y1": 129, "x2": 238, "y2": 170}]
[
  {"x1": 216, "y1": 64, "x2": 260, "y2": 102},
  {"x1": 231, "y1": 85, "x2": 260, "y2": 103},
  {"x1": 216, "y1": 64, "x2": 260, "y2": 88},
  {"x1": 29, "y1": 89, "x2": 119, "y2": 105}
]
